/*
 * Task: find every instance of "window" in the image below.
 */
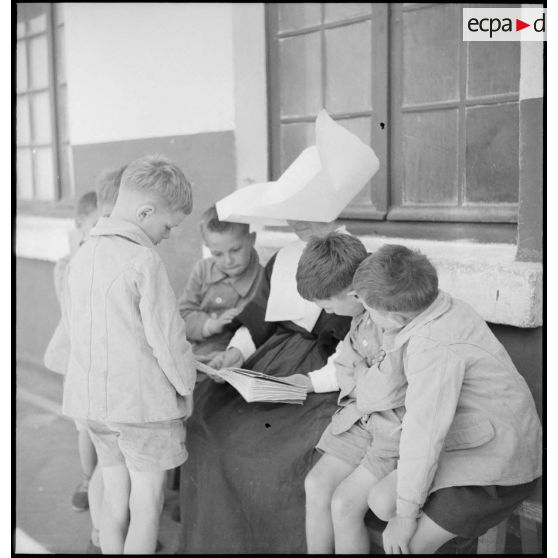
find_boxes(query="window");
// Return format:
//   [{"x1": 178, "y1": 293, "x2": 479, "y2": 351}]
[
  {"x1": 267, "y1": 3, "x2": 520, "y2": 225},
  {"x1": 16, "y1": 3, "x2": 72, "y2": 204}
]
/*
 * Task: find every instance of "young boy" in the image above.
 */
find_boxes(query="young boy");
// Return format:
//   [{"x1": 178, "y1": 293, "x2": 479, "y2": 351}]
[
  {"x1": 178, "y1": 205, "x2": 263, "y2": 368},
  {"x1": 59, "y1": 155, "x2": 197, "y2": 554},
  {"x1": 283, "y1": 232, "x2": 408, "y2": 554},
  {"x1": 350, "y1": 245, "x2": 542, "y2": 554}
]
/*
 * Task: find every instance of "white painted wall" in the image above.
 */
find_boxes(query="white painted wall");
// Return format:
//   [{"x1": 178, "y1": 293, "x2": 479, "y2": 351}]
[{"x1": 64, "y1": 3, "x2": 235, "y2": 145}]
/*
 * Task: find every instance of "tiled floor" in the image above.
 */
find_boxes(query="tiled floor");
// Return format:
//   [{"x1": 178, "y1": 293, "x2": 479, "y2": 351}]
[{"x1": 15, "y1": 395, "x2": 181, "y2": 554}]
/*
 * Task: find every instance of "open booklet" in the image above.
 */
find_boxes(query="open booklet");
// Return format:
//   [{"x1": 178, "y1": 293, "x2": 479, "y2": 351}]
[{"x1": 196, "y1": 361, "x2": 307, "y2": 405}]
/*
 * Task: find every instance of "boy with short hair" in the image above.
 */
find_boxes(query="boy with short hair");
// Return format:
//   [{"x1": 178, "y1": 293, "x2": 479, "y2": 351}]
[
  {"x1": 59, "y1": 155, "x2": 197, "y2": 554},
  {"x1": 178, "y1": 205, "x2": 263, "y2": 368},
  {"x1": 352, "y1": 245, "x2": 542, "y2": 554},
  {"x1": 284, "y1": 232, "x2": 408, "y2": 554}
]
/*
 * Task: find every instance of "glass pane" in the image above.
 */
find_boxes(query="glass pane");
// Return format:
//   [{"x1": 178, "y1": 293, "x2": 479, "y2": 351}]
[
  {"x1": 402, "y1": 109, "x2": 459, "y2": 204},
  {"x1": 31, "y1": 91, "x2": 53, "y2": 143},
  {"x1": 30, "y1": 35, "x2": 50, "y2": 89},
  {"x1": 28, "y1": 11, "x2": 47, "y2": 34},
  {"x1": 17, "y1": 21, "x2": 25, "y2": 38},
  {"x1": 34, "y1": 147, "x2": 56, "y2": 200},
  {"x1": 278, "y1": 3, "x2": 321, "y2": 32},
  {"x1": 280, "y1": 122, "x2": 315, "y2": 174},
  {"x1": 336, "y1": 118, "x2": 373, "y2": 205},
  {"x1": 403, "y1": 4, "x2": 460, "y2": 105},
  {"x1": 17, "y1": 148, "x2": 34, "y2": 200},
  {"x1": 17, "y1": 41, "x2": 28, "y2": 93},
  {"x1": 55, "y1": 26, "x2": 66, "y2": 84},
  {"x1": 325, "y1": 21, "x2": 372, "y2": 113},
  {"x1": 279, "y1": 33, "x2": 322, "y2": 117},
  {"x1": 16, "y1": 97, "x2": 31, "y2": 145},
  {"x1": 325, "y1": 3, "x2": 372, "y2": 22},
  {"x1": 465, "y1": 104, "x2": 519, "y2": 203},
  {"x1": 467, "y1": 42, "x2": 520, "y2": 98}
]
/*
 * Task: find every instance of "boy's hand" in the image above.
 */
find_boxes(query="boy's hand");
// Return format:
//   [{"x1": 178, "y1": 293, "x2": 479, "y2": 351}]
[
  {"x1": 208, "y1": 347, "x2": 244, "y2": 370},
  {"x1": 382, "y1": 516, "x2": 418, "y2": 554},
  {"x1": 203, "y1": 309, "x2": 241, "y2": 337},
  {"x1": 282, "y1": 374, "x2": 314, "y2": 393}
]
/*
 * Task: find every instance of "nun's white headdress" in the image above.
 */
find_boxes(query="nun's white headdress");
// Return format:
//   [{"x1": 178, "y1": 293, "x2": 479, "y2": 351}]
[{"x1": 216, "y1": 110, "x2": 380, "y2": 226}]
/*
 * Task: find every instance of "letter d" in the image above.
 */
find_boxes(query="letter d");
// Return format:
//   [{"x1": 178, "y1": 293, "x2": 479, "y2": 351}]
[{"x1": 534, "y1": 13, "x2": 545, "y2": 32}]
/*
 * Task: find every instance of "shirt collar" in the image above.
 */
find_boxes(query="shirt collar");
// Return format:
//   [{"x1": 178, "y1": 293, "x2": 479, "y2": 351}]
[
  {"x1": 89, "y1": 216, "x2": 155, "y2": 248},
  {"x1": 205, "y1": 248, "x2": 261, "y2": 297}
]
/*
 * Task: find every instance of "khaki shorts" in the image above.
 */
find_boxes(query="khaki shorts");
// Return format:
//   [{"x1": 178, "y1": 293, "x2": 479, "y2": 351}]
[
  {"x1": 87, "y1": 418, "x2": 187, "y2": 472},
  {"x1": 74, "y1": 417, "x2": 89, "y2": 433},
  {"x1": 316, "y1": 407, "x2": 405, "y2": 480}
]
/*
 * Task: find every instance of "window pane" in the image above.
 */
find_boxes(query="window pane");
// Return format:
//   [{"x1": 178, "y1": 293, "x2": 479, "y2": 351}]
[
  {"x1": 467, "y1": 42, "x2": 520, "y2": 98},
  {"x1": 17, "y1": 97, "x2": 31, "y2": 146},
  {"x1": 401, "y1": 109, "x2": 459, "y2": 204},
  {"x1": 54, "y1": 2, "x2": 64, "y2": 26},
  {"x1": 17, "y1": 20, "x2": 25, "y2": 39},
  {"x1": 278, "y1": 3, "x2": 321, "y2": 32},
  {"x1": 402, "y1": 4, "x2": 460, "y2": 105},
  {"x1": 30, "y1": 35, "x2": 50, "y2": 89},
  {"x1": 28, "y1": 11, "x2": 47, "y2": 34},
  {"x1": 279, "y1": 33, "x2": 322, "y2": 117},
  {"x1": 325, "y1": 21, "x2": 372, "y2": 113},
  {"x1": 465, "y1": 104, "x2": 519, "y2": 203},
  {"x1": 336, "y1": 117, "x2": 374, "y2": 206},
  {"x1": 17, "y1": 148, "x2": 34, "y2": 200},
  {"x1": 324, "y1": 3, "x2": 372, "y2": 22},
  {"x1": 17, "y1": 41, "x2": 28, "y2": 93},
  {"x1": 280, "y1": 122, "x2": 315, "y2": 174},
  {"x1": 34, "y1": 147, "x2": 56, "y2": 200},
  {"x1": 31, "y1": 91, "x2": 53, "y2": 144}
]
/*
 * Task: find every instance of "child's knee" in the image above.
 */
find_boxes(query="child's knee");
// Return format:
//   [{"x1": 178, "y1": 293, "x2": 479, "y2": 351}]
[
  {"x1": 330, "y1": 487, "x2": 361, "y2": 521},
  {"x1": 367, "y1": 485, "x2": 394, "y2": 522}
]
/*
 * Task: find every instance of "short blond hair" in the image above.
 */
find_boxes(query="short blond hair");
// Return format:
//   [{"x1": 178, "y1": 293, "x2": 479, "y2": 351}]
[{"x1": 120, "y1": 155, "x2": 193, "y2": 214}]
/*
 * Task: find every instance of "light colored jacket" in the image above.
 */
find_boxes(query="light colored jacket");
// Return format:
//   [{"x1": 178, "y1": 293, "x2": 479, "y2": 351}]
[
  {"x1": 329, "y1": 311, "x2": 407, "y2": 435},
  {"x1": 59, "y1": 217, "x2": 197, "y2": 423},
  {"x1": 178, "y1": 250, "x2": 262, "y2": 360},
  {"x1": 392, "y1": 291, "x2": 542, "y2": 517}
]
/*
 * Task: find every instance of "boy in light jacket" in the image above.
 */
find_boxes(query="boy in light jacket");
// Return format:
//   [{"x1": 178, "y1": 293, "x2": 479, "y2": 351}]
[
  {"x1": 352, "y1": 245, "x2": 542, "y2": 554},
  {"x1": 59, "y1": 155, "x2": 197, "y2": 554}
]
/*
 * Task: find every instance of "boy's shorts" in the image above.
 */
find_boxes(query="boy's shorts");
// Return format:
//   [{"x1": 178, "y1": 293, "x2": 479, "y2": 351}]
[
  {"x1": 423, "y1": 478, "x2": 540, "y2": 538},
  {"x1": 87, "y1": 418, "x2": 187, "y2": 473},
  {"x1": 316, "y1": 407, "x2": 405, "y2": 480}
]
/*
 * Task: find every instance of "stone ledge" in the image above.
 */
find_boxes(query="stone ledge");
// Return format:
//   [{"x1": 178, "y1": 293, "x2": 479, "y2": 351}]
[
  {"x1": 16, "y1": 215, "x2": 73, "y2": 262},
  {"x1": 255, "y1": 231, "x2": 542, "y2": 328}
]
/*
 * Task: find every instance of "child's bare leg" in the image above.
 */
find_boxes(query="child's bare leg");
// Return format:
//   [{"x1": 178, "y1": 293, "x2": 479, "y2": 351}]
[
  {"x1": 99, "y1": 464, "x2": 131, "y2": 554},
  {"x1": 78, "y1": 429, "x2": 97, "y2": 478},
  {"x1": 88, "y1": 466, "x2": 103, "y2": 545},
  {"x1": 331, "y1": 464, "x2": 380, "y2": 554},
  {"x1": 305, "y1": 454, "x2": 356, "y2": 554},
  {"x1": 124, "y1": 469, "x2": 166, "y2": 554},
  {"x1": 367, "y1": 469, "x2": 397, "y2": 521},
  {"x1": 408, "y1": 514, "x2": 455, "y2": 554}
]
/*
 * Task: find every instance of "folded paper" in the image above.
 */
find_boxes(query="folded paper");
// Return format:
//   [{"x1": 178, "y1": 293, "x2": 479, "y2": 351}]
[{"x1": 216, "y1": 110, "x2": 380, "y2": 226}]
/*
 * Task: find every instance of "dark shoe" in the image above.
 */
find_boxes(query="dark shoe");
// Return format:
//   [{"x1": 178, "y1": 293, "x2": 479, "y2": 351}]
[
  {"x1": 71, "y1": 479, "x2": 90, "y2": 511},
  {"x1": 156, "y1": 539, "x2": 163, "y2": 552},
  {"x1": 85, "y1": 538, "x2": 102, "y2": 554}
]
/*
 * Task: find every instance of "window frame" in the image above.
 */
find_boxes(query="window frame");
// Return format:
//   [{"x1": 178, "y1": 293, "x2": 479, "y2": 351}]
[
  {"x1": 16, "y1": 2, "x2": 73, "y2": 215},
  {"x1": 265, "y1": 2, "x2": 521, "y2": 232}
]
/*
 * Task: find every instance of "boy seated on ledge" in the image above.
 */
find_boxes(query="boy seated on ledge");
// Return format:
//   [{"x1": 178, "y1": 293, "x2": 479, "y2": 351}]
[{"x1": 352, "y1": 245, "x2": 542, "y2": 554}]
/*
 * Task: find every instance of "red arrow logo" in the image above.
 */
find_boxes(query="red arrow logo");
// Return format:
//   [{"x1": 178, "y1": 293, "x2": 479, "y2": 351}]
[{"x1": 516, "y1": 19, "x2": 530, "y2": 31}]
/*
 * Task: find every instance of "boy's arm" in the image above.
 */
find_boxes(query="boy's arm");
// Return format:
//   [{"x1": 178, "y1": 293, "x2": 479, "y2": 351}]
[
  {"x1": 307, "y1": 339, "x2": 345, "y2": 392},
  {"x1": 395, "y1": 343, "x2": 465, "y2": 518},
  {"x1": 53, "y1": 253, "x2": 71, "y2": 304},
  {"x1": 177, "y1": 260, "x2": 213, "y2": 341},
  {"x1": 136, "y1": 254, "x2": 197, "y2": 396}
]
